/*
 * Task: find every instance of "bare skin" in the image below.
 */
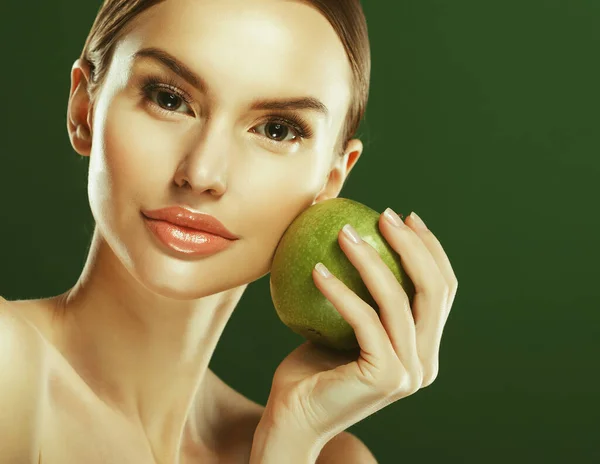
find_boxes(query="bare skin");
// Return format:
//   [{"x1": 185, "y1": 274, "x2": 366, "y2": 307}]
[
  {"x1": 9, "y1": 296, "x2": 267, "y2": 463},
  {"x1": 8, "y1": 0, "x2": 365, "y2": 462}
]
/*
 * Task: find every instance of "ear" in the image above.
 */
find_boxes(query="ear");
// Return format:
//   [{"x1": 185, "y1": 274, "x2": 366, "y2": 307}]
[
  {"x1": 67, "y1": 59, "x2": 94, "y2": 157},
  {"x1": 312, "y1": 138, "x2": 363, "y2": 205}
]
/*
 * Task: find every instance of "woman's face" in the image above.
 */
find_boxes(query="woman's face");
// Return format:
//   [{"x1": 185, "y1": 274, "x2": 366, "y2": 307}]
[{"x1": 77, "y1": 0, "x2": 359, "y2": 299}]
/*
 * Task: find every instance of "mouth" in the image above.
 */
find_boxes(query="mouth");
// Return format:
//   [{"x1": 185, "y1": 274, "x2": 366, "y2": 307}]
[
  {"x1": 142, "y1": 214, "x2": 236, "y2": 257},
  {"x1": 141, "y1": 206, "x2": 239, "y2": 240}
]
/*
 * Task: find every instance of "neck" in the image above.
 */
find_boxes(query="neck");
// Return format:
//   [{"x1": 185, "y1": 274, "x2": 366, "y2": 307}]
[{"x1": 51, "y1": 229, "x2": 248, "y2": 462}]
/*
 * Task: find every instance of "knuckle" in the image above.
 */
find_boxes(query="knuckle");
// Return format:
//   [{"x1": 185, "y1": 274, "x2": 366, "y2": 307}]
[
  {"x1": 448, "y1": 279, "x2": 458, "y2": 295},
  {"x1": 421, "y1": 364, "x2": 439, "y2": 388},
  {"x1": 386, "y1": 378, "x2": 406, "y2": 396},
  {"x1": 380, "y1": 366, "x2": 406, "y2": 395},
  {"x1": 369, "y1": 304, "x2": 383, "y2": 322},
  {"x1": 397, "y1": 287, "x2": 411, "y2": 304},
  {"x1": 435, "y1": 280, "x2": 451, "y2": 296},
  {"x1": 451, "y1": 281, "x2": 459, "y2": 299},
  {"x1": 388, "y1": 372, "x2": 421, "y2": 396},
  {"x1": 410, "y1": 368, "x2": 425, "y2": 393}
]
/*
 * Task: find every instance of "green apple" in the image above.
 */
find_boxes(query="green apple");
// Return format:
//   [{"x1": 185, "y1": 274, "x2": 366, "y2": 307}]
[{"x1": 270, "y1": 197, "x2": 416, "y2": 352}]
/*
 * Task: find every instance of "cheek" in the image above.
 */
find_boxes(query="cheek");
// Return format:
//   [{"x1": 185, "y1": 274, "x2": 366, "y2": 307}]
[
  {"x1": 109, "y1": 107, "x2": 170, "y2": 190},
  {"x1": 91, "y1": 99, "x2": 181, "y2": 211},
  {"x1": 240, "y1": 155, "x2": 325, "y2": 246}
]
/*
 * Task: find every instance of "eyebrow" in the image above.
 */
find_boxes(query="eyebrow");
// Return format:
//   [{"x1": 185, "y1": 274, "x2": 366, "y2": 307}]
[{"x1": 133, "y1": 47, "x2": 330, "y2": 118}]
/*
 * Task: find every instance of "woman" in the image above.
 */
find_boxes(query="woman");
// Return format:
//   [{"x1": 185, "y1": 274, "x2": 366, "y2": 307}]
[{"x1": 0, "y1": 0, "x2": 458, "y2": 463}]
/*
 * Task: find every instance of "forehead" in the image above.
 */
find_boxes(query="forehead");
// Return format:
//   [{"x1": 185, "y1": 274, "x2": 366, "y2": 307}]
[{"x1": 114, "y1": 0, "x2": 352, "y2": 120}]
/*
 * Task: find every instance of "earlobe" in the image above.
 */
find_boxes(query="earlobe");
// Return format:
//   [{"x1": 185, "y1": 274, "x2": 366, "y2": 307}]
[{"x1": 67, "y1": 59, "x2": 94, "y2": 157}]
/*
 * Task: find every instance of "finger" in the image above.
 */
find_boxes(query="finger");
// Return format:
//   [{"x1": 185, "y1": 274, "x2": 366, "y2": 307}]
[
  {"x1": 335, "y1": 225, "x2": 422, "y2": 382},
  {"x1": 376, "y1": 211, "x2": 451, "y2": 389},
  {"x1": 312, "y1": 262, "x2": 396, "y2": 364},
  {"x1": 403, "y1": 212, "x2": 458, "y2": 385},
  {"x1": 406, "y1": 212, "x2": 459, "y2": 305}
]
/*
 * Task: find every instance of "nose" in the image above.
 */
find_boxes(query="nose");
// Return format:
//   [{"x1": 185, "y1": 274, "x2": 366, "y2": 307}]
[
  {"x1": 172, "y1": 119, "x2": 231, "y2": 196},
  {"x1": 173, "y1": 169, "x2": 226, "y2": 196}
]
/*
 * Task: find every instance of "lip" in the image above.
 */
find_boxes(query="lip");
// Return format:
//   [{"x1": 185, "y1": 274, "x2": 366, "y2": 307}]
[
  {"x1": 141, "y1": 206, "x2": 239, "y2": 240},
  {"x1": 141, "y1": 206, "x2": 239, "y2": 257}
]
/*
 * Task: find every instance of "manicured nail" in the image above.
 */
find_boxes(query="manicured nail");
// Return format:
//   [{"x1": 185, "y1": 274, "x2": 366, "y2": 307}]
[
  {"x1": 315, "y1": 262, "x2": 332, "y2": 278},
  {"x1": 410, "y1": 211, "x2": 428, "y2": 230},
  {"x1": 384, "y1": 207, "x2": 405, "y2": 228},
  {"x1": 342, "y1": 224, "x2": 361, "y2": 244}
]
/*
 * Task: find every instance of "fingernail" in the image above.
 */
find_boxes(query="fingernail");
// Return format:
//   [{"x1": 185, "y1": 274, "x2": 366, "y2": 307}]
[
  {"x1": 315, "y1": 262, "x2": 332, "y2": 278},
  {"x1": 342, "y1": 224, "x2": 361, "y2": 244},
  {"x1": 410, "y1": 211, "x2": 428, "y2": 230},
  {"x1": 384, "y1": 207, "x2": 405, "y2": 228}
]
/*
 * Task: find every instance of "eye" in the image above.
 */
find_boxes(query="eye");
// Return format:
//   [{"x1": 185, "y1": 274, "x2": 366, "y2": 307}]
[
  {"x1": 149, "y1": 89, "x2": 193, "y2": 115},
  {"x1": 252, "y1": 114, "x2": 313, "y2": 145},
  {"x1": 254, "y1": 121, "x2": 300, "y2": 143},
  {"x1": 139, "y1": 76, "x2": 194, "y2": 116}
]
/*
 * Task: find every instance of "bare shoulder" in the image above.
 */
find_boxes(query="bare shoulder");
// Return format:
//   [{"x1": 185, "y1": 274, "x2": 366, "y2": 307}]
[
  {"x1": 317, "y1": 431, "x2": 378, "y2": 464},
  {"x1": 0, "y1": 296, "x2": 47, "y2": 345},
  {"x1": 0, "y1": 296, "x2": 48, "y2": 464}
]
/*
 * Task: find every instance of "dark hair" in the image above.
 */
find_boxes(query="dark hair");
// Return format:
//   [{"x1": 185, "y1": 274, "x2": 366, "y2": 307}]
[{"x1": 80, "y1": 0, "x2": 371, "y2": 157}]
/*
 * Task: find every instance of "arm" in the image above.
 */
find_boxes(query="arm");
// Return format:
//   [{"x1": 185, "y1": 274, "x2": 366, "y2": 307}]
[
  {"x1": 249, "y1": 420, "x2": 320, "y2": 464},
  {"x1": 250, "y1": 419, "x2": 377, "y2": 464},
  {"x1": 316, "y1": 432, "x2": 378, "y2": 464},
  {"x1": 0, "y1": 298, "x2": 47, "y2": 464}
]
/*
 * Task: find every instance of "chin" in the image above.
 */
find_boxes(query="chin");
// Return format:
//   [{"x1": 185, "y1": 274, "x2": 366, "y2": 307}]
[
  {"x1": 125, "y1": 247, "x2": 229, "y2": 299},
  {"x1": 121, "y1": 238, "x2": 255, "y2": 301},
  {"x1": 99, "y1": 218, "x2": 269, "y2": 300}
]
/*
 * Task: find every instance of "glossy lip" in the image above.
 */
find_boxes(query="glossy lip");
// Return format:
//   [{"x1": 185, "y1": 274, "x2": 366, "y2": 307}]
[
  {"x1": 141, "y1": 206, "x2": 239, "y2": 240},
  {"x1": 142, "y1": 217, "x2": 234, "y2": 257}
]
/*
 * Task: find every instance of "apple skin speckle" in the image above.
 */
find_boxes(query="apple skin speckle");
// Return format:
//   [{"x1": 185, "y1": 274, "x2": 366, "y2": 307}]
[{"x1": 270, "y1": 197, "x2": 415, "y2": 352}]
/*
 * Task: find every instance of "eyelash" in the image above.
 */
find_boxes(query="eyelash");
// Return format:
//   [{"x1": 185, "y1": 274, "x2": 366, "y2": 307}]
[{"x1": 138, "y1": 75, "x2": 314, "y2": 143}]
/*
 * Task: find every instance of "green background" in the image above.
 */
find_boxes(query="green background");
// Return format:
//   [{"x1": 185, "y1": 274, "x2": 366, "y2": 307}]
[{"x1": 1, "y1": 1, "x2": 598, "y2": 462}]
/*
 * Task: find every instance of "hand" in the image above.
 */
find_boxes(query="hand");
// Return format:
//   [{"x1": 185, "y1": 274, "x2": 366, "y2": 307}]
[{"x1": 260, "y1": 209, "x2": 459, "y2": 447}]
